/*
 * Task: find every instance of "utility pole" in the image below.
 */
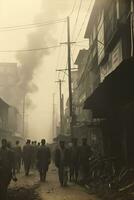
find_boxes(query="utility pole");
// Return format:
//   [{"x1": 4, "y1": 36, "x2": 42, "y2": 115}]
[
  {"x1": 67, "y1": 16, "x2": 73, "y2": 136},
  {"x1": 22, "y1": 95, "x2": 25, "y2": 139},
  {"x1": 52, "y1": 93, "x2": 55, "y2": 138},
  {"x1": 56, "y1": 79, "x2": 64, "y2": 134},
  {"x1": 58, "y1": 17, "x2": 75, "y2": 136}
]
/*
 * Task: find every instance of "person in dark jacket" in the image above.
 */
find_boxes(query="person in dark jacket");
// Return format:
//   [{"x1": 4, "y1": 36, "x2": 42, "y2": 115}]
[
  {"x1": 0, "y1": 139, "x2": 16, "y2": 200},
  {"x1": 55, "y1": 140, "x2": 69, "y2": 186},
  {"x1": 79, "y1": 138, "x2": 93, "y2": 184},
  {"x1": 14, "y1": 140, "x2": 22, "y2": 173},
  {"x1": 37, "y1": 139, "x2": 51, "y2": 182},
  {"x1": 69, "y1": 138, "x2": 80, "y2": 183},
  {"x1": 23, "y1": 139, "x2": 33, "y2": 176}
]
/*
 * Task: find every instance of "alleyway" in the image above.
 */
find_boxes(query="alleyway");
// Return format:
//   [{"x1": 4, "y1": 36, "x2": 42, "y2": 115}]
[{"x1": 9, "y1": 165, "x2": 99, "y2": 200}]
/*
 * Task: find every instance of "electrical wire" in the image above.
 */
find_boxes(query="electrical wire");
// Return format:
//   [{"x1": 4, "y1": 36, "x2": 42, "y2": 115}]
[
  {"x1": 71, "y1": 0, "x2": 115, "y2": 59},
  {"x1": 71, "y1": 0, "x2": 84, "y2": 40},
  {"x1": 56, "y1": 22, "x2": 67, "y2": 79},
  {"x1": 0, "y1": 34, "x2": 88, "y2": 53},
  {"x1": 69, "y1": 0, "x2": 78, "y2": 16},
  {"x1": 55, "y1": 0, "x2": 79, "y2": 81},
  {"x1": 74, "y1": 0, "x2": 93, "y2": 42},
  {"x1": 0, "y1": 45, "x2": 61, "y2": 53},
  {"x1": 0, "y1": 0, "x2": 78, "y2": 32},
  {"x1": 71, "y1": 0, "x2": 93, "y2": 61},
  {"x1": 0, "y1": 19, "x2": 66, "y2": 32},
  {"x1": 57, "y1": 0, "x2": 81, "y2": 81},
  {"x1": 74, "y1": 8, "x2": 130, "y2": 90}
]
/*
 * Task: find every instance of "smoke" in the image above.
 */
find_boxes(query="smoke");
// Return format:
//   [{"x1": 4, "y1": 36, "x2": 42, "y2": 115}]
[
  {"x1": 0, "y1": 1, "x2": 58, "y2": 109},
  {"x1": 0, "y1": 0, "x2": 79, "y2": 109},
  {"x1": 0, "y1": 0, "x2": 69, "y2": 111},
  {"x1": 13, "y1": 0, "x2": 71, "y2": 109}
]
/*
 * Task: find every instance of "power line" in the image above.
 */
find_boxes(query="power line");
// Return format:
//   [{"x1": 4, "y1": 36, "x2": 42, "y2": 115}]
[
  {"x1": 48, "y1": 0, "x2": 80, "y2": 83},
  {"x1": 56, "y1": 22, "x2": 67, "y2": 79},
  {"x1": 0, "y1": 18, "x2": 66, "y2": 29},
  {"x1": 0, "y1": 19, "x2": 66, "y2": 32},
  {"x1": 0, "y1": 45, "x2": 61, "y2": 53},
  {"x1": 0, "y1": 40, "x2": 87, "y2": 54},
  {"x1": 71, "y1": 0, "x2": 84, "y2": 40},
  {"x1": 74, "y1": 0, "x2": 93, "y2": 42},
  {"x1": 69, "y1": 0, "x2": 78, "y2": 16},
  {"x1": 74, "y1": 6, "x2": 130, "y2": 90},
  {"x1": 0, "y1": 0, "x2": 78, "y2": 32},
  {"x1": 71, "y1": 0, "x2": 93, "y2": 61},
  {"x1": 58, "y1": 0, "x2": 82, "y2": 80}
]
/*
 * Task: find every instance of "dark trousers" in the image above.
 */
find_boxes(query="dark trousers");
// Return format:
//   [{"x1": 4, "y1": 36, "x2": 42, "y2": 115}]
[
  {"x1": 58, "y1": 166, "x2": 68, "y2": 186},
  {"x1": 0, "y1": 172, "x2": 12, "y2": 200},
  {"x1": 38, "y1": 162, "x2": 49, "y2": 182},
  {"x1": 24, "y1": 159, "x2": 31, "y2": 176},
  {"x1": 80, "y1": 162, "x2": 89, "y2": 184},
  {"x1": 16, "y1": 158, "x2": 21, "y2": 173},
  {"x1": 70, "y1": 163, "x2": 79, "y2": 182},
  {"x1": 0, "y1": 184, "x2": 8, "y2": 200},
  {"x1": 39, "y1": 168, "x2": 47, "y2": 182}
]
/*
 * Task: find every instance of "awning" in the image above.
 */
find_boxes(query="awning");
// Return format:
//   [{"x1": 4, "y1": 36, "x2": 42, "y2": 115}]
[{"x1": 84, "y1": 57, "x2": 134, "y2": 117}]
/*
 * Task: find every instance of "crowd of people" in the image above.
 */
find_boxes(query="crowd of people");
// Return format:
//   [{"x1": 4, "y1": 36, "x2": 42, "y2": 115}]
[
  {"x1": 55, "y1": 138, "x2": 93, "y2": 186},
  {"x1": 0, "y1": 137, "x2": 93, "y2": 200}
]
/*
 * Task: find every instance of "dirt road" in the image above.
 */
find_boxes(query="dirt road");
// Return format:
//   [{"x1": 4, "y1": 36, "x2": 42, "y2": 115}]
[
  {"x1": 9, "y1": 166, "x2": 99, "y2": 200},
  {"x1": 38, "y1": 167, "x2": 98, "y2": 200}
]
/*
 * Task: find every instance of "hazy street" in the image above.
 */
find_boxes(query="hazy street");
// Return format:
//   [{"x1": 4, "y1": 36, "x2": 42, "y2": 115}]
[
  {"x1": 0, "y1": 0, "x2": 134, "y2": 200},
  {"x1": 9, "y1": 165, "x2": 99, "y2": 200}
]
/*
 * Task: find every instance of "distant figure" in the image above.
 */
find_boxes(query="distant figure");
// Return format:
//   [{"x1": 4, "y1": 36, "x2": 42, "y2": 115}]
[
  {"x1": 0, "y1": 139, "x2": 16, "y2": 200},
  {"x1": 79, "y1": 138, "x2": 93, "y2": 184},
  {"x1": 69, "y1": 138, "x2": 80, "y2": 183},
  {"x1": 23, "y1": 139, "x2": 33, "y2": 176},
  {"x1": 31, "y1": 141, "x2": 35, "y2": 169},
  {"x1": 14, "y1": 140, "x2": 22, "y2": 173},
  {"x1": 32, "y1": 141, "x2": 38, "y2": 169},
  {"x1": 55, "y1": 140, "x2": 69, "y2": 186},
  {"x1": 38, "y1": 142, "x2": 40, "y2": 147},
  {"x1": 7, "y1": 141, "x2": 16, "y2": 176},
  {"x1": 37, "y1": 139, "x2": 51, "y2": 182}
]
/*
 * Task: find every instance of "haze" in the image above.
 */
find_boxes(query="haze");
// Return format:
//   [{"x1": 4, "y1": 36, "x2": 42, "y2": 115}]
[{"x1": 0, "y1": 0, "x2": 93, "y2": 143}]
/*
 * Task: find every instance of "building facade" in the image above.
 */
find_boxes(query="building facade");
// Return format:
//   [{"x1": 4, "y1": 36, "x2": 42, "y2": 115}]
[
  {"x1": 0, "y1": 98, "x2": 24, "y2": 144},
  {"x1": 84, "y1": 0, "x2": 134, "y2": 166}
]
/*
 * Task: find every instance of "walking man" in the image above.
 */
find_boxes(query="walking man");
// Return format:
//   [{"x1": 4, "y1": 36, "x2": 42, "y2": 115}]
[
  {"x1": 79, "y1": 138, "x2": 93, "y2": 185},
  {"x1": 14, "y1": 140, "x2": 22, "y2": 173},
  {"x1": 0, "y1": 139, "x2": 16, "y2": 200},
  {"x1": 37, "y1": 139, "x2": 51, "y2": 182},
  {"x1": 55, "y1": 140, "x2": 69, "y2": 186},
  {"x1": 69, "y1": 138, "x2": 80, "y2": 183},
  {"x1": 23, "y1": 139, "x2": 33, "y2": 176}
]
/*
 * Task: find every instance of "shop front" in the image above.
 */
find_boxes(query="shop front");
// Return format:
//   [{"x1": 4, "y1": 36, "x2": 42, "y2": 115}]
[{"x1": 84, "y1": 58, "x2": 134, "y2": 167}]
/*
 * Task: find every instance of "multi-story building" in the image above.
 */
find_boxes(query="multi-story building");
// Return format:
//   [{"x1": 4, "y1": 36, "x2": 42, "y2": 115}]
[
  {"x1": 0, "y1": 98, "x2": 9, "y2": 140},
  {"x1": 84, "y1": 0, "x2": 134, "y2": 166},
  {"x1": 72, "y1": 47, "x2": 103, "y2": 152},
  {"x1": 8, "y1": 106, "x2": 23, "y2": 136},
  {"x1": 0, "y1": 98, "x2": 24, "y2": 143}
]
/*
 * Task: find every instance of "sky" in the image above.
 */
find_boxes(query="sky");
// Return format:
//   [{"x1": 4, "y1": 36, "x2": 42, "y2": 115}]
[{"x1": 0, "y1": 0, "x2": 94, "y2": 143}]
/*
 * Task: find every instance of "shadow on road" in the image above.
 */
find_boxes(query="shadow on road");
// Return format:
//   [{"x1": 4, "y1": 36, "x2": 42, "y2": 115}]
[{"x1": 8, "y1": 184, "x2": 41, "y2": 200}]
